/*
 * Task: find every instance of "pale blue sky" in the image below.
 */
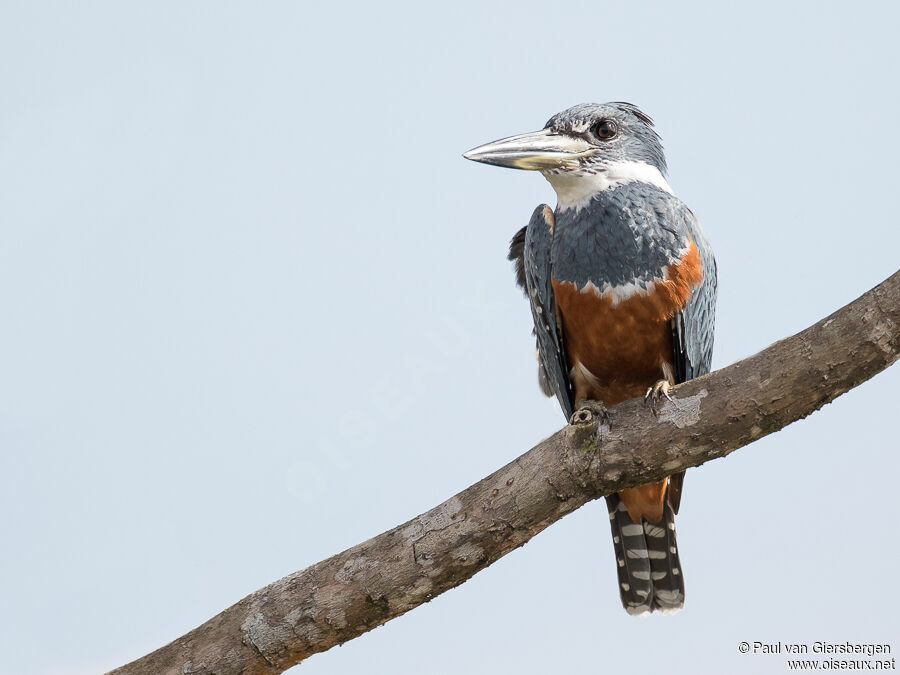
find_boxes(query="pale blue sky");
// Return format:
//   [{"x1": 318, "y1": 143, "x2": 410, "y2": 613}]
[{"x1": 1, "y1": 2, "x2": 898, "y2": 674}]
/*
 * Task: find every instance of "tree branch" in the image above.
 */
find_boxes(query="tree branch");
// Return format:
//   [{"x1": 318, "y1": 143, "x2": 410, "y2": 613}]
[{"x1": 110, "y1": 271, "x2": 899, "y2": 675}]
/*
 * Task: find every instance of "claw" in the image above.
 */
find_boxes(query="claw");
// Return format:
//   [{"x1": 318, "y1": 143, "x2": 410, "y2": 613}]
[
  {"x1": 569, "y1": 399, "x2": 612, "y2": 428},
  {"x1": 643, "y1": 380, "x2": 673, "y2": 416}
]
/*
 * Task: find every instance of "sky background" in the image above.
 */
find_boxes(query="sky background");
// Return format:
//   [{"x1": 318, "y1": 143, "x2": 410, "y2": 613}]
[{"x1": 2, "y1": 2, "x2": 898, "y2": 673}]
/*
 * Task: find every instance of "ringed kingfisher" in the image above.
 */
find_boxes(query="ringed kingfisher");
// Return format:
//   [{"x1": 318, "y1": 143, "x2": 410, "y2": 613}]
[{"x1": 464, "y1": 102, "x2": 716, "y2": 614}]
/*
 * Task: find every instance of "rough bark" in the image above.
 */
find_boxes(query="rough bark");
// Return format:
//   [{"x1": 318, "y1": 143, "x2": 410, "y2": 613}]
[{"x1": 110, "y1": 270, "x2": 899, "y2": 675}]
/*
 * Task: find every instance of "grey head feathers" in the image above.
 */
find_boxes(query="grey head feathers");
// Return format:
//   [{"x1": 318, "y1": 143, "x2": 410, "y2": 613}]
[{"x1": 543, "y1": 102, "x2": 667, "y2": 176}]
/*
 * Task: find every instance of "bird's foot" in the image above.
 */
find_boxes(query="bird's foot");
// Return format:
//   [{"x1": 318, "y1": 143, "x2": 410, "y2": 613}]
[
  {"x1": 643, "y1": 380, "x2": 673, "y2": 416},
  {"x1": 569, "y1": 399, "x2": 611, "y2": 428}
]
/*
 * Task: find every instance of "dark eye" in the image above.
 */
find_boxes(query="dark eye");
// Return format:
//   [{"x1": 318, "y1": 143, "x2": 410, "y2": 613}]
[{"x1": 593, "y1": 118, "x2": 618, "y2": 140}]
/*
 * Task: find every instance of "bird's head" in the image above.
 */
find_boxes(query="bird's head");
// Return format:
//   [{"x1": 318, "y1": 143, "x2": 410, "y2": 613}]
[{"x1": 464, "y1": 102, "x2": 670, "y2": 209}]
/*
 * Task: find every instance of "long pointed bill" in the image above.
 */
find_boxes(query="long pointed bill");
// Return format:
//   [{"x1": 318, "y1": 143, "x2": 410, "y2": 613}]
[{"x1": 463, "y1": 128, "x2": 594, "y2": 170}]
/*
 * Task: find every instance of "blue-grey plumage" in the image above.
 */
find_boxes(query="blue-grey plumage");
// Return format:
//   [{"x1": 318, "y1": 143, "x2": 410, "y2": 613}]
[
  {"x1": 674, "y1": 212, "x2": 717, "y2": 381},
  {"x1": 522, "y1": 205, "x2": 574, "y2": 418},
  {"x1": 552, "y1": 182, "x2": 693, "y2": 292},
  {"x1": 466, "y1": 102, "x2": 716, "y2": 615}
]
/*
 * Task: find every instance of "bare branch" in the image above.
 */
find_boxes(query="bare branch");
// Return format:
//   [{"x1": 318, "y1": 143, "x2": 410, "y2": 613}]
[{"x1": 110, "y1": 270, "x2": 899, "y2": 675}]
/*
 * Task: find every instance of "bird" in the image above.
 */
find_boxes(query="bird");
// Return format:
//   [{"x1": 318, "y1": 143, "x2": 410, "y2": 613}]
[{"x1": 463, "y1": 102, "x2": 716, "y2": 614}]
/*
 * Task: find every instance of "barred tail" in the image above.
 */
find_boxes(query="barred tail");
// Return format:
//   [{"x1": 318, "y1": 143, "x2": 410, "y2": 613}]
[{"x1": 606, "y1": 494, "x2": 685, "y2": 615}]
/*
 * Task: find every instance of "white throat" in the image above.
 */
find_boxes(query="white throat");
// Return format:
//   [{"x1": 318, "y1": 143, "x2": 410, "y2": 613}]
[{"x1": 544, "y1": 160, "x2": 673, "y2": 212}]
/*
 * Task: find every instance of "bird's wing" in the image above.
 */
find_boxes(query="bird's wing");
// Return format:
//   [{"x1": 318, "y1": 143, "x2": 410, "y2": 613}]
[
  {"x1": 671, "y1": 207, "x2": 717, "y2": 383},
  {"x1": 520, "y1": 205, "x2": 575, "y2": 418},
  {"x1": 669, "y1": 206, "x2": 717, "y2": 512},
  {"x1": 509, "y1": 223, "x2": 555, "y2": 398},
  {"x1": 508, "y1": 224, "x2": 528, "y2": 293}
]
